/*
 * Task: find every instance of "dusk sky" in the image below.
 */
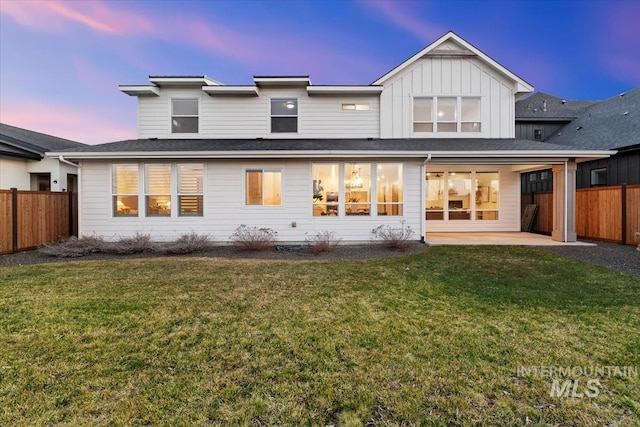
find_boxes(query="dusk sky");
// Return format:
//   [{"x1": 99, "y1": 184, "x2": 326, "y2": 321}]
[{"x1": 1, "y1": 0, "x2": 638, "y2": 144}]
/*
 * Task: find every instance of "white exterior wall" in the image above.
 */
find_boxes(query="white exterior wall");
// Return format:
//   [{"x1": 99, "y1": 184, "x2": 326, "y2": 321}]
[
  {"x1": 0, "y1": 159, "x2": 31, "y2": 190},
  {"x1": 425, "y1": 164, "x2": 521, "y2": 232},
  {"x1": 0, "y1": 158, "x2": 77, "y2": 191},
  {"x1": 380, "y1": 57, "x2": 515, "y2": 138},
  {"x1": 137, "y1": 88, "x2": 380, "y2": 139},
  {"x1": 79, "y1": 159, "x2": 421, "y2": 242}
]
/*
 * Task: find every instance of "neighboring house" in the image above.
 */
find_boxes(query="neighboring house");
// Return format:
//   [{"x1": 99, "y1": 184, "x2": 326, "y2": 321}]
[
  {"x1": 520, "y1": 88, "x2": 640, "y2": 193},
  {"x1": 0, "y1": 123, "x2": 84, "y2": 192},
  {"x1": 48, "y1": 31, "x2": 612, "y2": 243}
]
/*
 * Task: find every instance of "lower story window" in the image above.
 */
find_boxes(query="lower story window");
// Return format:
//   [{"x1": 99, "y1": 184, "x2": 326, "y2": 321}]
[
  {"x1": 112, "y1": 163, "x2": 204, "y2": 217},
  {"x1": 426, "y1": 171, "x2": 499, "y2": 221},
  {"x1": 590, "y1": 167, "x2": 607, "y2": 187},
  {"x1": 376, "y1": 163, "x2": 403, "y2": 216},
  {"x1": 312, "y1": 163, "x2": 403, "y2": 217},
  {"x1": 113, "y1": 164, "x2": 139, "y2": 216},
  {"x1": 246, "y1": 170, "x2": 281, "y2": 206},
  {"x1": 178, "y1": 164, "x2": 204, "y2": 216}
]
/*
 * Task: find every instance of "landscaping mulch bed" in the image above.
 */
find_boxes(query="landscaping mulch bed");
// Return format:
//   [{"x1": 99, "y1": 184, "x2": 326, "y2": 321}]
[
  {"x1": 0, "y1": 242, "x2": 429, "y2": 268},
  {"x1": 2, "y1": 240, "x2": 637, "y2": 278}
]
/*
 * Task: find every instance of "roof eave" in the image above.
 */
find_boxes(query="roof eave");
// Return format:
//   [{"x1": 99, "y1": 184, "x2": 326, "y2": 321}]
[{"x1": 47, "y1": 149, "x2": 615, "y2": 160}]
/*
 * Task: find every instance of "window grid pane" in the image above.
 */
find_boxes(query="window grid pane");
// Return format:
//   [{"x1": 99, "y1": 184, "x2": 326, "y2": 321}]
[
  {"x1": 113, "y1": 165, "x2": 139, "y2": 216},
  {"x1": 145, "y1": 164, "x2": 171, "y2": 216},
  {"x1": 376, "y1": 163, "x2": 403, "y2": 216},
  {"x1": 178, "y1": 164, "x2": 203, "y2": 216}
]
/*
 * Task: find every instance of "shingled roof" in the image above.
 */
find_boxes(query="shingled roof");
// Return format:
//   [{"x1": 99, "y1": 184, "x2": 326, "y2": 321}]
[
  {"x1": 545, "y1": 87, "x2": 640, "y2": 150},
  {"x1": 0, "y1": 123, "x2": 85, "y2": 160},
  {"x1": 515, "y1": 92, "x2": 597, "y2": 121}
]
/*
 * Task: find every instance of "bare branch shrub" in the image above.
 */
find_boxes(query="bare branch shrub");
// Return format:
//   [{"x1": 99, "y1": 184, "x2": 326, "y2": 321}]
[
  {"x1": 38, "y1": 235, "x2": 106, "y2": 258},
  {"x1": 161, "y1": 232, "x2": 213, "y2": 254},
  {"x1": 103, "y1": 232, "x2": 155, "y2": 254},
  {"x1": 305, "y1": 230, "x2": 341, "y2": 254},
  {"x1": 230, "y1": 225, "x2": 278, "y2": 251},
  {"x1": 370, "y1": 220, "x2": 415, "y2": 249}
]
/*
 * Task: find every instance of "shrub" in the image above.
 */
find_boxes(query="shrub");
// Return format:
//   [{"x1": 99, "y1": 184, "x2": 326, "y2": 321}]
[
  {"x1": 305, "y1": 230, "x2": 341, "y2": 254},
  {"x1": 38, "y1": 235, "x2": 106, "y2": 258},
  {"x1": 635, "y1": 231, "x2": 640, "y2": 253},
  {"x1": 230, "y1": 225, "x2": 278, "y2": 251},
  {"x1": 103, "y1": 232, "x2": 155, "y2": 254},
  {"x1": 370, "y1": 221, "x2": 415, "y2": 249},
  {"x1": 161, "y1": 232, "x2": 213, "y2": 254}
]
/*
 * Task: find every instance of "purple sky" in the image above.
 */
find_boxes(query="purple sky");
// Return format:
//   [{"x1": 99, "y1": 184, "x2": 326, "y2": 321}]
[{"x1": 1, "y1": 0, "x2": 638, "y2": 144}]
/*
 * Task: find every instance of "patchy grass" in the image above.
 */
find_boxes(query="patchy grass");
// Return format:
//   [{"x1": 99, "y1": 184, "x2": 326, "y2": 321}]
[{"x1": 0, "y1": 246, "x2": 638, "y2": 426}]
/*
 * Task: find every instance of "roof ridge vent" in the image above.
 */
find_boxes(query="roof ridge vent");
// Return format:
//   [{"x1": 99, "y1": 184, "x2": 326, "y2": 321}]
[{"x1": 561, "y1": 99, "x2": 567, "y2": 104}]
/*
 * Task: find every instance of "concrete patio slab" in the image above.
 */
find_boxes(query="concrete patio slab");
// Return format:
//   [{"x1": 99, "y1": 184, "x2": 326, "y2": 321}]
[{"x1": 425, "y1": 232, "x2": 596, "y2": 246}]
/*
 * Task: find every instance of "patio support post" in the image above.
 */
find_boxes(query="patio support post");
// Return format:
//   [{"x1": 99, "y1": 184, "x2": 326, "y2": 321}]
[{"x1": 551, "y1": 161, "x2": 577, "y2": 242}]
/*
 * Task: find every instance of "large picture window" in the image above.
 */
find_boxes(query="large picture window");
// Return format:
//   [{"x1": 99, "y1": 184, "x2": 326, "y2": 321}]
[
  {"x1": 271, "y1": 99, "x2": 297, "y2": 133},
  {"x1": 113, "y1": 164, "x2": 139, "y2": 216},
  {"x1": 171, "y1": 99, "x2": 199, "y2": 133},
  {"x1": 345, "y1": 163, "x2": 371, "y2": 216},
  {"x1": 426, "y1": 171, "x2": 499, "y2": 221},
  {"x1": 178, "y1": 164, "x2": 204, "y2": 216},
  {"x1": 312, "y1": 164, "x2": 339, "y2": 217},
  {"x1": 145, "y1": 164, "x2": 171, "y2": 216},
  {"x1": 413, "y1": 97, "x2": 481, "y2": 133},
  {"x1": 246, "y1": 170, "x2": 281, "y2": 206},
  {"x1": 376, "y1": 163, "x2": 403, "y2": 216}
]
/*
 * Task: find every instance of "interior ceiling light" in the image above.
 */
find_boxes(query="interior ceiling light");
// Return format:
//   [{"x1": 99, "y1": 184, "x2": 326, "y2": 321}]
[{"x1": 285, "y1": 101, "x2": 295, "y2": 109}]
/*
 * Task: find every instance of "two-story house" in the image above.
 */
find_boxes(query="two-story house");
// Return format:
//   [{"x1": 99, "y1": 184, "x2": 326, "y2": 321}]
[{"x1": 49, "y1": 32, "x2": 612, "y2": 243}]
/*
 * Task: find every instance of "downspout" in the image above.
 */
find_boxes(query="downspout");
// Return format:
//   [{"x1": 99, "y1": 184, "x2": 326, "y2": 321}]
[
  {"x1": 564, "y1": 159, "x2": 568, "y2": 243},
  {"x1": 59, "y1": 155, "x2": 80, "y2": 168},
  {"x1": 420, "y1": 154, "x2": 432, "y2": 244}
]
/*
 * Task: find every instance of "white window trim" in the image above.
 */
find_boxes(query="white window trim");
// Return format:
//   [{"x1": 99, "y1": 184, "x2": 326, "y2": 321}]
[
  {"x1": 243, "y1": 168, "x2": 284, "y2": 207},
  {"x1": 111, "y1": 162, "x2": 205, "y2": 218},
  {"x1": 170, "y1": 98, "x2": 200, "y2": 135},
  {"x1": 412, "y1": 95, "x2": 483, "y2": 136},
  {"x1": 311, "y1": 162, "x2": 406, "y2": 219},
  {"x1": 426, "y1": 170, "x2": 499, "y2": 221},
  {"x1": 270, "y1": 98, "x2": 298, "y2": 134}
]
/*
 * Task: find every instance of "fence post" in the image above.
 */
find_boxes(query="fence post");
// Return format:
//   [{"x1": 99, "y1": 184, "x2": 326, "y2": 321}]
[
  {"x1": 68, "y1": 190, "x2": 74, "y2": 238},
  {"x1": 621, "y1": 183, "x2": 627, "y2": 244},
  {"x1": 11, "y1": 188, "x2": 18, "y2": 253}
]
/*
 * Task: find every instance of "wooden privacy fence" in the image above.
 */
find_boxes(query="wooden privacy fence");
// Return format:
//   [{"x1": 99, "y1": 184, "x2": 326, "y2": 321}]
[
  {"x1": 0, "y1": 189, "x2": 78, "y2": 254},
  {"x1": 521, "y1": 192, "x2": 554, "y2": 235},
  {"x1": 523, "y1": 184, "x2": 640, "y2": 244}
]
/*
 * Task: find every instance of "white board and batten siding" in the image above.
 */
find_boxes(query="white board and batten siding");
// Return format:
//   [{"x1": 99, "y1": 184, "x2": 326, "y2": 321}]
[
  {"x1": 380, "y1": 56, "x2": 516, "y2": 139},
  {"x1": 79, "y1": 159, "x2": 422, "y2": 243},
  {"x1": 137, "y1": 88, "x2": 380, "y2": 140}
]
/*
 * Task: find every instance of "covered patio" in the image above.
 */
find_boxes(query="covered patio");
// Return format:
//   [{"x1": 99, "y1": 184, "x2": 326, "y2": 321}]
[{"x1": 425, "y1": 232, "x2": 596, "y2": 246}]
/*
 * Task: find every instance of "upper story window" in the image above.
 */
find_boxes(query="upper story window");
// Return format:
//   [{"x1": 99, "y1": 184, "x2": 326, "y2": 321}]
[
  {"x1": 171, "y1": 99, "x2": 199, "y2": 133},
  {"x1": 413, "y1": 97, "x2": 481, "y2": 133},
  {"x1": 271, "y1": 99, "x2": 297, "y2": 133}
]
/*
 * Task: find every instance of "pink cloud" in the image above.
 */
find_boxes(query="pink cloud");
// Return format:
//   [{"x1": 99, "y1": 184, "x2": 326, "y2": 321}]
[
  {"x1": 1, "y1": 0, "x2": 152, "y2": 35},
  {"x1": 360, "y1": 0, "x2": 445, "y2": 42},
  {"x1": 1, "y1": 1, "x2": 374, "y2": 82},
  {"x1": 1, "y1": 99, "x2": 135, "y2": 144}
]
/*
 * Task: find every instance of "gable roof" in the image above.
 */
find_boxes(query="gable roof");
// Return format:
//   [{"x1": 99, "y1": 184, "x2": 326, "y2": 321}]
[
  {"x1": 0, "y1": 123, "x2": 85, "y2": 160},
  {"x1": 545, "y1": 88, "x2": 640, "y2": 150},
  {"x1": 515, "y1": 92, "x2": 597, "y2": 121},
  {"x1": 371, "y1": 31, "x2": 534, "y2": 95}
]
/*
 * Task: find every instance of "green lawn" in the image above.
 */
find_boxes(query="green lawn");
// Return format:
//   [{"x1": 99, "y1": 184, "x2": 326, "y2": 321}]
[{"x1": 1, "y1": 246, "x2": 639, "y2": 426}]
